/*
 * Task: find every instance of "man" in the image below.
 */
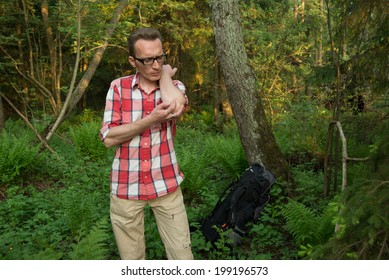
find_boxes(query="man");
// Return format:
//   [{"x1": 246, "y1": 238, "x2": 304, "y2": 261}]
[{"x1": 100, "y1": 27, "x2": 193, "y2": 260}]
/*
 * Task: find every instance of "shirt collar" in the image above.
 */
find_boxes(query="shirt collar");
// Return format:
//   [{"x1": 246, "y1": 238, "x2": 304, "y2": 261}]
[
  {"x1": 132, "y1": 72, "x2": 140, "y2": 89},
  {"x1": 132, "y1": 72, "x2": 160, "y2": 93}
]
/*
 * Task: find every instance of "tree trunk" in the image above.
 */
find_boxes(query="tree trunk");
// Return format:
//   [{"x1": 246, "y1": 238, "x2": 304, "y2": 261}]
[
  {"x1": 45, "y1": 0, "x2": 129, "y2": 142},
  {"x1": 213, "y1": 59, "x2": 220, "y2": 122},
  {"x1": 324, "y1": 0, "x2": 343, "y2": 195},
  {"x1": 66, "y1": 0, "x2": 129, "y2": 113},
  {"x1": 45, "y1": 0, "x2": 82, "y2": 141},
  {"x1": 210, "y1": 0, "x2": 292, "y2": 185},
  {"x1": 41, "y1": 0, "x2": 60, "y2": 114},
  {"x1": 301, "y1": 0, "x2": 305, "y2": 22},
  {"x1": 0, "y1": 93, "x2": 4, "y2": 132},
  {"x1": 21, "y1": 0, "x2": 35, "y2": 78},
  {"x1": 316, "y1": 0, "x2": 324, "y2": 66},
  {"x1": 294, "y1": 0, "x2": 299, "y2": 21},
  {"x1": 16, "y1": 20, "x2": 28, "y2": 116}
]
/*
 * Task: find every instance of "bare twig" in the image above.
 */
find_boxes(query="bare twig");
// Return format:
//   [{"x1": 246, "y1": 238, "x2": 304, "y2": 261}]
[
  {"x1": 335, "y1": 121, "x2": 370, "y2": 191},
  {"x1": 0, "y1": 91, "x2": 57, "y2": 155},
  {"x1": 377, "y1": 232, "x2": 388, "y2": 259}
]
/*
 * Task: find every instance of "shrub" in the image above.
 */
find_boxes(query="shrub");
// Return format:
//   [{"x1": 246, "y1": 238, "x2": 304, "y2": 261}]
[
  {"x1": 0, "y1": 130, "x2": 40, "y2": 184},
  {"x1": 69, "y1": 121, "x2": 108, "y2": 162},
  {"x1": 309, "y1": 179, "x2": 389, "y2": 260}
]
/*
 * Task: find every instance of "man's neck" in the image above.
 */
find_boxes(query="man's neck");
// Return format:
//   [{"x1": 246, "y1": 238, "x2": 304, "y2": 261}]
[{"x1": 138, "y1": 75, "x2": 158, "y2": 94}]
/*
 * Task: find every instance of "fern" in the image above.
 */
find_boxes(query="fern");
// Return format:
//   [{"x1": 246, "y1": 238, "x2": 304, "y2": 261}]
[
  {"x1": 176, "y1": 125, "x2": 247, "y2": 181},
  {"x1": 31, "y1": 247, "x2": 64, "y2": 260},
  {"x1": 61, "y1": 186, "x2": 95, "y2": 236},
  {"x1": 68, "y1": 121, "x2": 107, "y2": 162},
  {"x1": 282, "y1": 200, "x2": 335, "y2": 247},
  {"x1": 282, "y1": 200, "x2": 321, "y2": 245},
  {"x1": 177, "y1": 143, "x2": 212, "y2": 190},
  {"x1": 176, "y1": 126, "x2": 250, "y2": 227},
  {"x1": 0, "y1": 130, "x2": 40, "y2": 184},
  {"x1": 68, "y1": 217, "x2": 110, "y2": 260},
  {"x1": 203, "y1": 133, "x2": 247, "y2": 178}
]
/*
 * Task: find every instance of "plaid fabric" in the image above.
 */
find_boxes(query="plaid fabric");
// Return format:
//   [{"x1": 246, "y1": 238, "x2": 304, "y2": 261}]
[{"x1": 100, "y1": 73, "x2": 186, "y2": 200}]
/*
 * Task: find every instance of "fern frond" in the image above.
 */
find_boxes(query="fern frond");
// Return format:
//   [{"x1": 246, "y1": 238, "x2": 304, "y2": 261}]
[
  {"x1": 68, "y1": 217, "x2": 110, "y2": 260},
  {"x1": 0, "y1": 130, "x2": 40, "y2": 183},
  {"x1": 62, "y1": 187, "x2": 95, "y2": 235},
  {"x1": 317, "y1": 203, "x2": 337, "y2": 242},
  {"x1": 69, "y1": 121, "x2": 107, "y2": 161},
  {"x1": 203, "y1": 134, "x2": 247, "y2": 177},
  {"x1": 282, "y1": 200, "x2": 321, "y2": 245},
  {"x1": 282, "y1": 199, "x2": 337, "y2": 247}
]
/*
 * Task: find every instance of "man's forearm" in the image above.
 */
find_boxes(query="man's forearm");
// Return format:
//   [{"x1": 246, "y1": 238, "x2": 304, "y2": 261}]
[{"x1": 102, "y1": 117, "x2": 155, "y2": 148}]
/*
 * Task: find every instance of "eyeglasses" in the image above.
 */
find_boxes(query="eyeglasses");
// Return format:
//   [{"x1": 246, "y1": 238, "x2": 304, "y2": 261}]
[{"x1": 133, "y1": 53, "x2": 167, "y2": 65}]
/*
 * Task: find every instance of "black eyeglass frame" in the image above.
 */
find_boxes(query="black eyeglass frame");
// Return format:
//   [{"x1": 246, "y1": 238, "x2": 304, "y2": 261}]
[{"x1": 133, "y1": 53, "x2": 167, "y2": 65}]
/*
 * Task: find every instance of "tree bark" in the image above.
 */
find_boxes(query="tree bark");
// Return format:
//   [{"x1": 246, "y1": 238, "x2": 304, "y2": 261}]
[
  {"x1": 210, "y1": 0, "x2": 292, "y2": 184},
  {"x1": 0, "y1": 93, "x2": 4, "y2": 132},
  {"x1": 324, "y1": 0, "x2": 343, "y2": 195}
]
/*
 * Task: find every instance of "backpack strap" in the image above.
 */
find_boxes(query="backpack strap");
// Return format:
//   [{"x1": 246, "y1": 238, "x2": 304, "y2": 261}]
[{"x1": 211, "y1": 180, "x2": 235, "y2": 214}]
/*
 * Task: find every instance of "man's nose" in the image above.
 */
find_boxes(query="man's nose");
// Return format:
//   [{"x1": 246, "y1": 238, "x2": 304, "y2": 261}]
[{"x1": 152, "y1": 59, "x2": 161, "y2": 69}]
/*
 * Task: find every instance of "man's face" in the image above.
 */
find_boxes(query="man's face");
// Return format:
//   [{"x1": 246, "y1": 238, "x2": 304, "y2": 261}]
[{"x1": 129, "y1": 39, "x2": 164, "y2": 84}]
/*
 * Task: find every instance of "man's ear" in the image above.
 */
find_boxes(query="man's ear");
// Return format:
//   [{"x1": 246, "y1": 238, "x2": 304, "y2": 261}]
[{"x1": 128, "y1": 56, "x2": 136, "y2": 68}]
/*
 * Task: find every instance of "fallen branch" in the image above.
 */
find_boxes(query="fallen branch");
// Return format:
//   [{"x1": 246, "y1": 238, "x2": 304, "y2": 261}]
[{"x1": 0, "y1": 92, "x2": 57, "y2": 155}]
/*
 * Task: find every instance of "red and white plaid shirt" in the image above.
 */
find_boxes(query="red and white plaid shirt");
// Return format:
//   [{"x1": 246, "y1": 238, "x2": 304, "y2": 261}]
[{"x1": 100, "y1": 73, "x2": 186, "y2": 200}]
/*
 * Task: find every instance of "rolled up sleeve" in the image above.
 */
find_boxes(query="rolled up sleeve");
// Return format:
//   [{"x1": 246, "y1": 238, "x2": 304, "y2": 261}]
[{"x1": 100, "y1": 82, "x2": 122, "y2": 142}]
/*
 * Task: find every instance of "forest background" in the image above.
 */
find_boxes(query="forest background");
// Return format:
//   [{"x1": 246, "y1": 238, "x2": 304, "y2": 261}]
[{"x1": 0, "y1": 0, "x2": 388, "y2": 260}]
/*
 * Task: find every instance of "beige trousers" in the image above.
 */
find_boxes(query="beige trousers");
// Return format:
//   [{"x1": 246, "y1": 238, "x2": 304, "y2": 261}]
[{"x1": 110, "y1": 187, "x2": 194, "y2": 260}]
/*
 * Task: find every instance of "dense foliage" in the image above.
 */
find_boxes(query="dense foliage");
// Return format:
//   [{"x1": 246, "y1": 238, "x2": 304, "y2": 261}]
[
  {"x1": 0, "y1": 0, "x2": 388, "y2": 260},
  {"x1": 0, "y1": 106, "x2": 387, "y2": 260}
]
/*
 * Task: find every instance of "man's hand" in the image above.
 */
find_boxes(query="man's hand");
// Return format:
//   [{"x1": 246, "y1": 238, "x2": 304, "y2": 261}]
[
  {"x1": 162, "y1": 64, "x2": 178, "y2": 78},
  {"x1": 102, "y1": 101, "x2": 185, "y2": 148},
  {"x1": 150, "y1": 101, "x2": 185, "y2": 123}
]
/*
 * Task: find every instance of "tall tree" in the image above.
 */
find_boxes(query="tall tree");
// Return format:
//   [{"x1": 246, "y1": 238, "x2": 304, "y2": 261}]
[
  {"x1": 41, "y1": 0, "x2": 61, "y2": 114},
  {"x1": 210, "y1": 0, "x2": 292, "y2": 184}
]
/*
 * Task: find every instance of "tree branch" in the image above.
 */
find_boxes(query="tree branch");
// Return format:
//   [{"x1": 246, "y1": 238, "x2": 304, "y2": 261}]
[
  {"x1": 45, "y1": 0, "x2": 82, "y2": 142},
  {"x1": 0, "y1": 91, "x2": 56, "y2": 155},
  {"x1": 45, "y1": 0, "x2": 130, "y2": 142},
  {"x1": 0, "y1": 45, "x2": 53, "y2": 100}
]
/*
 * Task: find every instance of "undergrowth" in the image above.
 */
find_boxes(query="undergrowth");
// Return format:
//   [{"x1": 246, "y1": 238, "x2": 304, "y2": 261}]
[
  {"x1": 0, "y1": 107, "x2": 387, "y2": 260},
  {"x1": 0, "y1": 128, "x2": 40, "y2": 184}
]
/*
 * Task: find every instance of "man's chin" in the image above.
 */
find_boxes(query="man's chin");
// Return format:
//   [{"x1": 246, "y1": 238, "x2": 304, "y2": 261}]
[{"x1": 149, "y1": 74, "x2": 162, "y2": 81}]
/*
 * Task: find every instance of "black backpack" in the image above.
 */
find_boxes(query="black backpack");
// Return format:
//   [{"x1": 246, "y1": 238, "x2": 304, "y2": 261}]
[{"x1": 201, "y1": 163, "x2": 276, "y2": 245}]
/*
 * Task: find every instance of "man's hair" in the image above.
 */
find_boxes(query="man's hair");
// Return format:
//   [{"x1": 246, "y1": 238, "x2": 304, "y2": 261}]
[{"x1": 127, "y1": 27, "x2": 163, "y2": 56}]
